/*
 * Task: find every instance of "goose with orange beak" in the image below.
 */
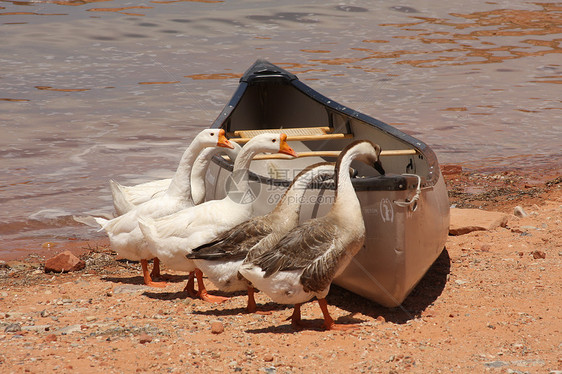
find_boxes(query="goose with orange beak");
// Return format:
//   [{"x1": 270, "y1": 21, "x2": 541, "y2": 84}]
[
  {"x1": 94, "y1": 129, "x2": 234, "y2": 288},
  {"x1": 110, "y1": 141, "x2": 242, "y2": 216},
  {"x1": 239, "y1": 140, "x2": 384, "y2": 330},
  {"x1": 138, "y1": 133, "x2": 297, "y2": 302}
]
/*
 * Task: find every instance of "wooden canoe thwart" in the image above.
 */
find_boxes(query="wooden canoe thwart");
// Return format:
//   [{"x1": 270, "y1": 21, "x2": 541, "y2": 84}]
[
  {"x1": 230, "y1": 126, "x2": 353, "y2": 144},
  {"x1": 206, "y1": 59, "x2": 449, "y2": 307},
  {"x1": 221, "y1": 149, "x2": 418, "y2": 161}
]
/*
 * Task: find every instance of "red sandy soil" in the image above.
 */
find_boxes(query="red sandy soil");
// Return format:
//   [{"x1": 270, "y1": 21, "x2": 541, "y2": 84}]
[{"x1": 0, "y1": 168, "x2": 560, "y2": 373}]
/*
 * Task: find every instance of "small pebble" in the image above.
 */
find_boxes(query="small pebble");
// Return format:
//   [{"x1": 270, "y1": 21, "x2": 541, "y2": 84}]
[
  {"x1": 210, "y1": 321, "x2": 224, "y2": 334},
  {"x1": 45, "y1": 334, "x2": 57, "y2": 343},
  {"x1": 263, "y1": 353, "x2": 274, "y2": 362},
  {"x1": 532, "y1": 250, "x2": 546, "y2": 259},
  {"x1": 138, "y1": 333, "x2": 153, "y2": 344},
  {"x1": 513, "y1": 206, "x2": 528, "y2": 218}
]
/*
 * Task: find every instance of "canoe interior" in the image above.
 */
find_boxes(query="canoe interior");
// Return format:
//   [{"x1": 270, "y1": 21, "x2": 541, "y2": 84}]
[{"x1": 205, "y1": 60, "x2": 450, "y2": 307}]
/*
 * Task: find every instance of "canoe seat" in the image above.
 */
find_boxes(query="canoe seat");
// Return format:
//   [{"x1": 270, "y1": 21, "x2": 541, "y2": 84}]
[{"x1": 230, "y1": 127, "x2": 353, "y2": 144}]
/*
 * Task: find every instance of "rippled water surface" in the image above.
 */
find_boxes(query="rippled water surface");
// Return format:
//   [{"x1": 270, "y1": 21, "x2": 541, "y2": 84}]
[{"x1": 1, "y1": 0, "x2": 561, "y2": 258}]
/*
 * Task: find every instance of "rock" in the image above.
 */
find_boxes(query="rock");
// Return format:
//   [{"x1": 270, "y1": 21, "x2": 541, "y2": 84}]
[
  {"x1": 513, "y1": 206, "x2": 528, "y2": 218},
  {"x1": 210, "y1": 321, "x2": 224, "y2": 334},
  {"x1": 138, "y1": 333, "x2": 153, "y2": 344},
  {"x1": 45, "y1": 334, "x2": 57, "y2": 342},
  {"x1": 4, "y1": 323, "x2": 21, "y2": 333},
  {"x1": 113, "y1": 284, "x2": 148, "y2": 294},
  {"x1": 6, "y1": 261, "x2": 33, "y2": 272},
  {"x1": 55, "y1": 324, "x2": 82, "y2": 335},
  {"x1": 484, "y1": 361, "x2": 508, "y2": 368},
  {"x1": 263, "y1": 353, "x2": 274, "y2": 362},
  {"x1": 449, "y1": 208, "x2": 508, "y2": 235},
  {"x1": 45, "y1": 251, "x2": 85, "y2": 273},
  {"x1": 376, "y1": 315, "x2": 386, "y2": 323},
  {"x1": 21, "y1": 325, "x2": 51, "y2": 332},
  {"x1": 531, "y1": 250, "x2": 546, "y2": 259}
]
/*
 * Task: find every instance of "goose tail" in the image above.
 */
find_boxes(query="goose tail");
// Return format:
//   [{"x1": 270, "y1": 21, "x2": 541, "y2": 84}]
[
  {"x1": 109, "y1": 180, "x2": 135, "y2": 215},
  {"x1": 137, "y1": 216, "x2": 158, "y2": 244}
]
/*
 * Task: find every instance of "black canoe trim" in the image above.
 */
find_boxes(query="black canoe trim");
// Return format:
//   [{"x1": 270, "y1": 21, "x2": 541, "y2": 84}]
[
  {"x1": 210, "y1": 59, "x2": 440, "y2": 186},
  {"x1": 211, "y1": 155, "x2": 412, "y2": 192}
]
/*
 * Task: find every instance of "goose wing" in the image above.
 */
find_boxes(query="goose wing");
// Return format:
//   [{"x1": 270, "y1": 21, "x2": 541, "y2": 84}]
[
  {"x1": 251, "y1": 218, "x2": 339, "y2": 291},
  {"x1": 188, "y1": 217, "x2": 273, "y2": 261}
]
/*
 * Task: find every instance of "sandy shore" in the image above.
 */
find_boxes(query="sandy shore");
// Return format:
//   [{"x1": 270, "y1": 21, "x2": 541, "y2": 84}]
[{"x1": 0, "y1": 168, "x2": 560, "y2": 373}]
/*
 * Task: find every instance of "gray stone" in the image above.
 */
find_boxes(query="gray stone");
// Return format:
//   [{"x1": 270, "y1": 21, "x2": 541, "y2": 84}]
[
  {"x1": 113, "y1": 284, "x2": 148, "y2": 294},
  {"x1": 511, "y1": 359, "x2": 545, "y2": 367},
  {"x1": 513, "y1": 206, "x2": 528, "y2": 218},
  {"x1": 484, "y1": 361, "x2": 508, "y2": 368},
  {"x1": 4, "y1": 323, "x2": 21, "y2": 333},
  {"x1": 22, "y1": 325, "x2": 51, "y2": 332},
  {"x1": 55, "y1": 324, "x2": 82, "y2": 335}
]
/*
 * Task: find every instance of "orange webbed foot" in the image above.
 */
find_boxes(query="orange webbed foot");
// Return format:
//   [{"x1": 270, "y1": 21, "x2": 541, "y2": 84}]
[
  {"x1": 198, "y1": 290, "x2": 229, "y2": 303},
  {"x1": 145, "y1": 280, "x2": 168, "y2": 288}
]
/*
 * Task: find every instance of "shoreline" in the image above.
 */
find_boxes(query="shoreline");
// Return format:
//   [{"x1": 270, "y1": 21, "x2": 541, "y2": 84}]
[
  {"x1": 0, "y1": 164, "x2": 560, "y2": 372},
  {"x1": 1, "y1": 162, "x2": 560, "y2": 261}
]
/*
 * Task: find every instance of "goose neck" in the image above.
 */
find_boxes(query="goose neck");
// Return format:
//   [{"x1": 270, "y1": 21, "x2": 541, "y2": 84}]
[
  {"x1": 166, "y1": 140, "x2": 205, "y2": 200},
  {"x1": 333, "y1": 151, "x2": 359, "y2": 211},
  {"x1": 275, "y1": 169, "x2": 327, "y2": 215}
]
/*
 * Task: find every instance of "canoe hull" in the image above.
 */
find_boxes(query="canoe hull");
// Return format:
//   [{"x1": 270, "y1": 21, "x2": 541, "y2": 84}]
[
  {"x1": 334, "y1": 174, "x2": 449, "y2": 307},
  {"x1": 205, "y1": 60, "x2": 450, "y2": 307}
]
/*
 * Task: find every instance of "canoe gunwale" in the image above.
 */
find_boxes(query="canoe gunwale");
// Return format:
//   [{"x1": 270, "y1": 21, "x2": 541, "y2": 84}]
[
  {"x1": 211, "y1": 155, "x2": 416, "y2": 192},
  {"x1": 210, "y1": 59, "x2": 441, "y2": 187}
]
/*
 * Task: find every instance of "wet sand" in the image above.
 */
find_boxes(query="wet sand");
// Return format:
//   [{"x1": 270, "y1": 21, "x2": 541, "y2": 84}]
[{"x1": 0, "y1": 167, "x2": 560, "y2": 372}]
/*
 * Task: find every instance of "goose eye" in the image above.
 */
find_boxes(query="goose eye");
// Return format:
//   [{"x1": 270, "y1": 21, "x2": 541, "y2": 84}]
[
  {"x1": 272, "y1": 139, "x2": 276, "y2": 143},
  {"x1": 210, "y1": 132, "x2": 215, "y2": 136}
]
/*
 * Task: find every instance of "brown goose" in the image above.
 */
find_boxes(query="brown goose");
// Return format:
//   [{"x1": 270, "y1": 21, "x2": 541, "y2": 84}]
[
  {"x1": 187, "y1": 162, "x2": 335, "y2": 313},
  {"x1": 238, "y1": 140, "x2": 385, "y2": 330}
]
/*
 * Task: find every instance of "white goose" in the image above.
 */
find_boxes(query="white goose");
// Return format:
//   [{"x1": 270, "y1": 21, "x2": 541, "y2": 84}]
[
  {"x1": 138, "y1": 133, "x2": 297, "y2": 302},
  {"x1": 238, "y1": 140, "x2": 385, "y2": 330},
  {"x1": 95, "y1": 129, "x2": 233, "y2": 287},
  {"x1": 110, "y1": 142, "x2": 242, "y2": 215},
  {"x1": 187, "y1": 162, "x2": 336, "y2": 313}
]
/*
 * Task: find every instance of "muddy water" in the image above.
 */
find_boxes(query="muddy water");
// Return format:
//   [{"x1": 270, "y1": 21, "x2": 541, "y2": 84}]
[{"x1": 1, "y1": 0, "x2": 560, "y2": 259}]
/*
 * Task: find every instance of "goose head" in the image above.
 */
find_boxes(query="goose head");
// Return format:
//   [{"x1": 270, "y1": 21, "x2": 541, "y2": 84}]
[
  {"x1": 243, "y1": 133, "x2": 298, "y2": 157},
  {"x1": 197, "y1": 128, "x2": 234, "y2": 149},
  {"x1": 339, "y1": 140, "x2": 385, "y2": 175}
]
